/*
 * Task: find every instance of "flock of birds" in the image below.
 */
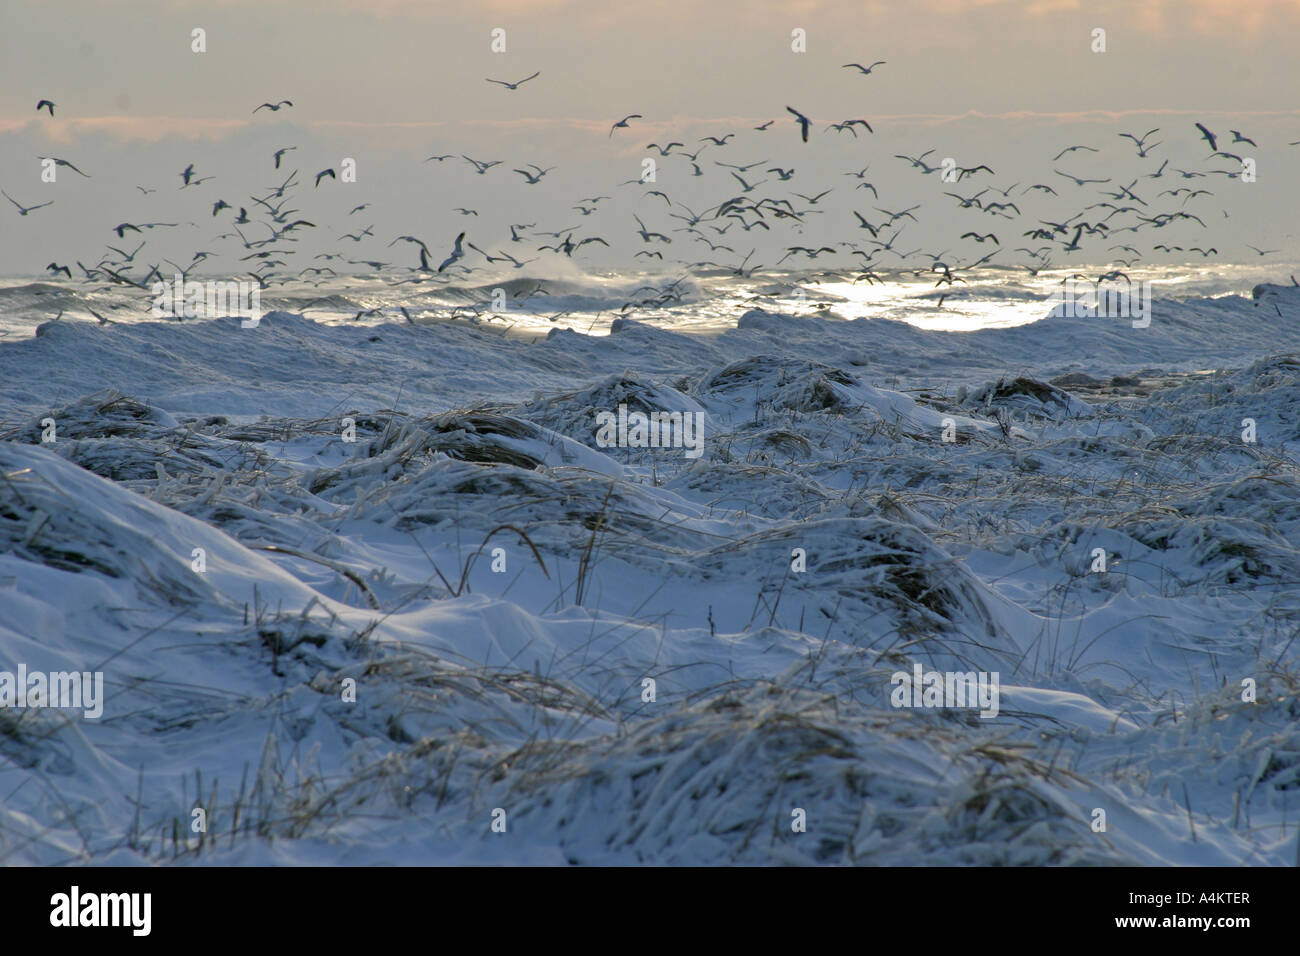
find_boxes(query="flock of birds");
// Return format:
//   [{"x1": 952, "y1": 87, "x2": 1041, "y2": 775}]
[{"x1": 12, "y1": 68, "x2": 1300, "y2": 323}]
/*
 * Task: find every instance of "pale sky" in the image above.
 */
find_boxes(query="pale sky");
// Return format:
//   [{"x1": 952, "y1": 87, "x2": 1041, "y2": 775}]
[{"x1": 2, "y1": 0, "x2": 1298, "y2": 275}]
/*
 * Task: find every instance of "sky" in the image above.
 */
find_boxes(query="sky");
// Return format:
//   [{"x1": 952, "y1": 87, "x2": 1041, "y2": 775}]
[{"x1": 1, "y1": 0, "x2": 1298, "y2": 276}]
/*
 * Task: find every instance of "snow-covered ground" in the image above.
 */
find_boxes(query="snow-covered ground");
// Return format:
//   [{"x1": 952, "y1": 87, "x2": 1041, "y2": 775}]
[{"x1": 1, "y1": 280, "x2": 1298, "y2": 865}]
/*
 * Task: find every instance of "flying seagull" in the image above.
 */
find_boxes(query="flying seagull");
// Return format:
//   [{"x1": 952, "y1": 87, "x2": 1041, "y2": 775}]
[
  {"x1": 36, "y1": 99, "x2": 56, "y2": 116},
  {"x1": 314, "y1": 168, "x2": 336, "y2": 187},
  {"x1": 1229, "y1": 130, "x2": 1258, "y2": 148},
  {"x1": 40, "y1": 156, "x2": 90, "y2": 177},
  {"x1": 462, "y1": 155, "x2": 502, "y2": 174},
  {"x1": 111, "y1": 221, "x2": 176, "y2": 237},
  {"x1": 272, "y1": 146, "x2": 297, "y2": 168},
  {"x1": 485, "y1": 71, "x2": 540, "y2": 90},
  {"x1": 1052, "y1": 144, "x2": 1098, "y2": 161},
  {"x1": 785, "y1": 106, "x2": 812, "y2": 143},
  {"x1": 254, "y1": 100, "x2": 294, "y2": 112},
  {"x1": 513, "y1": 164, "x2": 555, "y2": 184},
  {"x1": 438, "y1": 232, "x2": 467, "y2": 273},
  {"x1": 610, "y1": 114, "x2": 642, "y2": 137},
  {"x1": 829, "y1": 119, "x2": 873, "y2": 136},
  {"x1": 1194, "y1": 122, "x2": 1218, "y2": 152},
  {"x1": 1055, "y1": 168, "x2": 1110, "y2": 186},
  {"x1": 842, "y1": 61, "x2": 886, "y2": 74},
  {"x1": 2, "y1": 190, "x2": 53, "y2": 215},
  {"x1": 1118, "y1": 128, "x2": 1161, "y2": 156}
]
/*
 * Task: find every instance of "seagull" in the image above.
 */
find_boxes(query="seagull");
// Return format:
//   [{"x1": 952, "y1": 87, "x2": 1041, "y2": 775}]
[
  {"x1": 1245, "y1": 245, "x2": 1278, "y2": 256},
  {"x1": 945, "y1": 189, "x2": 987, "y2": 208},
  {"x1": 1055, "y1": 169, "x2": 1110, "y2": 186},
  {"x1": 753, "y1": 120, "x2": 775, "y2": 131},
  {"x1": 2, "y1": 190, "x2": 53, "y2": 215},
  {"x1": 1194, "y1": 122, "x2": 1218, "y2": 152},
  {"x1": 258, "y1": 169, "x2": 298, "y2": 199},
  {"x1": 1118, "y1": 128, "x2": 1161, "y2": 156},
  {"x1": 841, "y1": 61, "x2": 886, "y2": 74},
  {"x1": 136, "y1": 185, "x2": 156, "y2": 195},
  {"x1": 633, "y1": 215, "x2": 671, "y2": 243},
  {"x1": 180, "y1": 163, "x2": 198, "y2": 186},
  {"x1": 513, "y1": 164, "x2": 555, "y2": 184},
  {"x1": 45, "y1": 262, "x2": 72, "y2": 278},
  {"x1": 829, "y1": 119, "x2": 873, "y2": 136},
  {"x1": 700, "y1": 134, "x2": 735, "y2": 146},
  {"x1": 389, "y1": 235, "x2": 430, "y2": 256},
  {"x1": 716, "y1": 160, "x2": 766, "y2": 172},
  {"x1": 103, "y1": 240, "x2": 145, "y2": 261},
  {"x1": 729, "y1": 171, "x2": 766, "y2": 192},
  {"x1": 453, "y1": 207, "x2": 478, "y2": 216},
  {"x1": 41, "y1": 156, "x2": 90, "y2": 177},
  {"x1": 253, "y1": 100, "x2": 293, "y2": 112},
  {"x1": 424, "y1": 154, "x2": 453, "y2": 163},
  {"x1": 485, "y1": 71, "x2": 540, "y2": 90},
  {"x1": 462, "y1": 155, "x2": 502, "y2": 174},
  {"x1": 786, "y1": 106, "x2": 812, "y2": 143},
  {"x1": 647, "y1": 142, "x2": 684, "y2": 156},
  {"x1": 211, "y1": 199, "x2": 231, "y2": 216},
  {"x1": 438, "y1": 232, "x2": 467, "y2": 272},
  {"x1": 610, "y1": 114, "x2": 642, "y2": 137},
  {"x1": 273, "y1": 146, "x2": 297, "y2": 168},
  {"x1": 36, "y1": 99, "x2": 56, "y2": 116},
  {"x1": 895, "y1": 150, "x2": 940, "y2": 174},
  {"x1": 314, "y1": 168, "x2": 336, "y2": 187},
  {"x1": 852, "y1": 212, "x2": 880, "y2": 236},
  {"x1": 1229, "y1": 130, "x2": 1258, "y2": 148},
  {"x1": 468, "y1": 246, "x2": 535, "y2": 269},
  {"x1": 1051, "y1": 144, "x2": 1098, "y2": 161},
  {"x1": 793, "y1": 190, "x2": 832, "y2": 204},
  {"x1": 876, "y1": 204, "x2": 921, "y2": 223}
]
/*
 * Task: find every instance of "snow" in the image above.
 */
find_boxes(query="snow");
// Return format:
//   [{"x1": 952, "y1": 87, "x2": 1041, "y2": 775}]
[{"x1": 1, "y1": 281, "x2": 1298, "y2": 864}]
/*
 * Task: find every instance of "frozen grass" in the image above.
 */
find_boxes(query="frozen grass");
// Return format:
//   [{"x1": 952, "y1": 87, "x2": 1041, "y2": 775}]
[{"x1": 1, "y1": 293, "x2": 1299, "y2": 864}]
